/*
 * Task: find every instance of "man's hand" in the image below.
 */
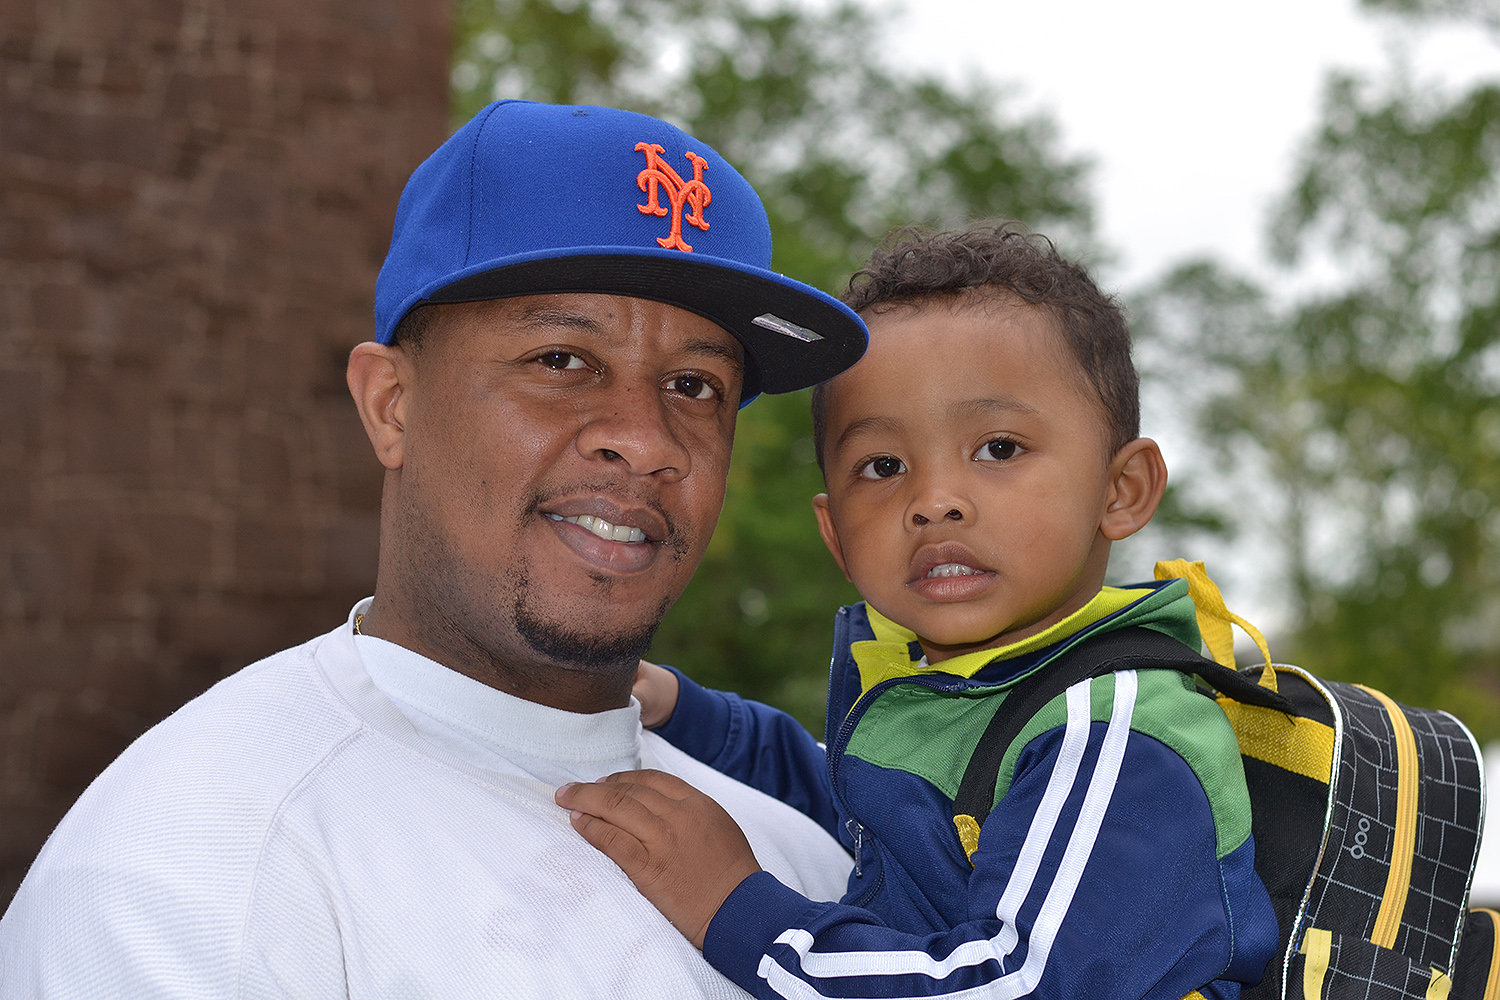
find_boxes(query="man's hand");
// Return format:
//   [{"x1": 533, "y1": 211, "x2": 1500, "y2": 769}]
[
  {"x1": 555, "y1": 769, "x2": 761, "y2": 949},
  {"x1": 633, "y1": 661, "x2": 681, "y2": 729}
]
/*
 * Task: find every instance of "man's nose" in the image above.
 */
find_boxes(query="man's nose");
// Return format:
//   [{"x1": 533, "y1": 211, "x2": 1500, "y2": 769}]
[{"x1": 574, "y1": 382, "x2": 692, "y2": 480}]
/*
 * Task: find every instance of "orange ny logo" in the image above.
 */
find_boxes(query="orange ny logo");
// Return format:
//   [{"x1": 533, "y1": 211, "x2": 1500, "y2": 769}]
[{"x1": 635, "y1": 142, "x2": 711, "y2": 252}]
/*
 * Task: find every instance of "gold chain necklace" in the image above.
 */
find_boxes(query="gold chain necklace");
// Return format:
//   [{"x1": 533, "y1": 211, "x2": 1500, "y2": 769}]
[{"x1": 353, "y1": 613, "x2": 365, "y2": 635}]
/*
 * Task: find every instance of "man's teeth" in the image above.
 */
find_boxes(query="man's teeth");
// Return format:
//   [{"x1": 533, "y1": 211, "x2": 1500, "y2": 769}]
[
  {"x1": 926, "y1": 563, "x2": 981, "y2": 579},
  {"x1": 546, "y1": 513, "x2": 647, "y2": 543}
]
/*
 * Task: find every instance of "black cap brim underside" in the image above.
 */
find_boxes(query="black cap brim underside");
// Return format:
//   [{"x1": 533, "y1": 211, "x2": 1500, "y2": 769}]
[{"x1": 427, "y1": 254, "x2": 867, "y2": 400}]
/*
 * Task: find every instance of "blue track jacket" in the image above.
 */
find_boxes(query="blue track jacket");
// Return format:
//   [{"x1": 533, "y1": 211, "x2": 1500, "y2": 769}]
[{"x1": 654, "y1": 580, "x2": 1278, "y2": 1000}]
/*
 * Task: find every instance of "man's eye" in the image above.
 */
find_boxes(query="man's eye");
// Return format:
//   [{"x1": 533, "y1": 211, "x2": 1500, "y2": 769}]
[
  {"x1": 670, "y1": 375, "x2": 718, "y2": 401},
  {"x1": 538, "y1": 350, "x2": 588, "y2": 370},
  {"x1": 975, "y1": 439, "x2": 1022, "y2": 462},
  {"x1": 858, "y1": 456, "x2": 906, "y2": 480}
]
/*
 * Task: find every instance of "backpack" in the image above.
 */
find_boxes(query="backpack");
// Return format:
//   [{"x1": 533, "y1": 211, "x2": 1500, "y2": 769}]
[{"x1": 951, "y1": 561, "x2": 1493, "y2": 1000}]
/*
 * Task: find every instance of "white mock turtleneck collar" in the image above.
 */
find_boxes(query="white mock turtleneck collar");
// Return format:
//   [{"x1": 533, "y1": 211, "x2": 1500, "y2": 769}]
[{"x1": 352, "y1": 627, "x2": 644, "y2": 786}]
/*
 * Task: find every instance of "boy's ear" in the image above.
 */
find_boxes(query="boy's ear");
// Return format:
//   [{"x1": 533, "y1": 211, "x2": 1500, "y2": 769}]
[
  {"x1": 1100, "y1": 438, "x2": 1168, "y2": 541},
  {"x1": 347, "y1": 342, "x2": 414, "y2": 472},
  {"x1": 812, "y1": 494, "x2": 852, "y2": 581}
]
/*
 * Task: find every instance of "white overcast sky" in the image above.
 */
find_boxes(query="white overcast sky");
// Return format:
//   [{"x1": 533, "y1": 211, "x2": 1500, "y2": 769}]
[{"x1": 857, "y1": 0, "x2": 1499, "y2": 291}]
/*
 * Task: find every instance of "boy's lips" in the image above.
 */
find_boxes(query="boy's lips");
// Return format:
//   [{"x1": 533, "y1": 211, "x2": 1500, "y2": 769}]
[
  {"x1": 909, "y1": 542, "x2": 992, "y2": 583},
  {"x1": 908, "y1": 542, "x2": 996, "y2": 602}
]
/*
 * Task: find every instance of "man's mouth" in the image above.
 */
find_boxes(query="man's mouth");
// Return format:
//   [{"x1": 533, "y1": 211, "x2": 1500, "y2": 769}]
[
  {"x1": 925, "y1": 562, "x2": 983, "y2": 579},
  {"x1": 544, "y1": 513, "x2": 649, "y2": 544}
]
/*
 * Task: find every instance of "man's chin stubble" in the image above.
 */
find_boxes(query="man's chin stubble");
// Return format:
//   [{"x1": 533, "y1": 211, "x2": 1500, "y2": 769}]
[{"x1": 509, "y1": 566, "x2": 675, "y2": 674}]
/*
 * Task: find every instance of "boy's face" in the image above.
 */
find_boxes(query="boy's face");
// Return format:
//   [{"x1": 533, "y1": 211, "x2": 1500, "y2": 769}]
[{"x1": 813, "y1": 295, "x2": 1151, "y2": 663}]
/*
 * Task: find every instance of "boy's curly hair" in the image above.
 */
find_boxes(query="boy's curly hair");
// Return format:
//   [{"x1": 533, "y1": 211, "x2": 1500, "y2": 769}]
[{"x1": 813, "y1": 223, "x2": 1139, "y2": 471}]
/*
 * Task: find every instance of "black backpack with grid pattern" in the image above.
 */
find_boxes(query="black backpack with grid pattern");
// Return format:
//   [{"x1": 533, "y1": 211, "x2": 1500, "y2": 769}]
[{"x1": 951, "y1": 564, "x2": 1494, "y2": 1000}]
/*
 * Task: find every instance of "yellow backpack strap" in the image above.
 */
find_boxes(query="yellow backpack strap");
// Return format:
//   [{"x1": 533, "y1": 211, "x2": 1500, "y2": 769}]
[
  {"x1": 1155, "y1": 559, "x2": 1277, "y2": 693},
  {"x1": 1301, "y1": 927, "x2": 1333, "y2": 999}
]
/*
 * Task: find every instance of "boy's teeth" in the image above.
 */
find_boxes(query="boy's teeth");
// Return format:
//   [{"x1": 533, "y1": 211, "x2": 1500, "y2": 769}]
[
  {"x1": 927, "y1": 563, "x2": 980, "y2": 579},
  {"x1": 546, "y1": 513, "x2": 647, "y2": 543}
]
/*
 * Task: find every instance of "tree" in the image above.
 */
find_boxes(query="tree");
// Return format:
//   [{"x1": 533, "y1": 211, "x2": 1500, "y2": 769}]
[
  {"x1": 450, "y1": 0, "x2": 1094, "y2": 727},
  {"x1": 1135, "y1": 25, "x2": 1500, "y2": 735},
  {"x1": 1360, "y1": 0, "x2": 1499, "y2": 30}
]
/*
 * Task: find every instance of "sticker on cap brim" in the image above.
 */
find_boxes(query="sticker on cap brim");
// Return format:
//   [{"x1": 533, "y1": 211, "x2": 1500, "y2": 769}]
[{"x1": 752, "y1": 313, "x2": 823, "y2": 343}]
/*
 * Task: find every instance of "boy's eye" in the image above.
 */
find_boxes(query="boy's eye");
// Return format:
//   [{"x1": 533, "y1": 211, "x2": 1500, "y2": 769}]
[
  {"x1": 538, "y1": 350, "x2": 589, "y2": 371},
  {"x1": 669, "y1": 374, "x2": 718, "y2": 401},
  {"x1": 858, "y1": 456, "x2": 906, "y2": 480},
  {"x1": 975, "y1": 439, "x2": 1022, "y2": 462}
]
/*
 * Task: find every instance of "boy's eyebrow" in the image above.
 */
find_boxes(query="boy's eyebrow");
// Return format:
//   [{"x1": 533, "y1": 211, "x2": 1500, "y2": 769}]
[
  {"x1": 952, "y1": 395, "x2": 1040, "y2": 419},
  {"x1": 831, "y1": 396, "x2": 1042, "y2": 454},
  {"x1": 832, "y1": 415, "x2": 904, "y2": 454}
]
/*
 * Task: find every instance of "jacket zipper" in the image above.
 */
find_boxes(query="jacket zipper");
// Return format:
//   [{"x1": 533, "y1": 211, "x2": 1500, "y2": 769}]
[{"x1": 824, "y1": 609, "x2": 976, "y2": 888}]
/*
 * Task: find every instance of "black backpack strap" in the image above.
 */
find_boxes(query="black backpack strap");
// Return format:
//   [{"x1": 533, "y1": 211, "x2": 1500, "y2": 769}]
[{"x1": 952, "y1": 627, "x2": 1291, "y2": 848}]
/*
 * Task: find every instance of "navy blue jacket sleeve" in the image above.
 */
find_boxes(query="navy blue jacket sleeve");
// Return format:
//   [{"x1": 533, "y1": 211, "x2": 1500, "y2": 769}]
[
  {"x1": 701, "y1": 710, "x2": 1277, "y2": 1000},
  {"x1": 653, "y1": 666, "x2": 840, "y2": 838}
]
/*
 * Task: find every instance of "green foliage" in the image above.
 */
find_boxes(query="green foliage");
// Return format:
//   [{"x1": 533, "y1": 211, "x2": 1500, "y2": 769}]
[
  {"x1": 450, "y1": 0, "x2": 1094, "y2": 727},
  {"x1": 1136, "y1": 68, "x2": 1500, "y2": 736},
  {"x1": 1356, "y1": 0, "x2": 1498, "y2": 30},
  {"x1": 1271, "y1": 72, "x2": 1500, "y2": 726}
]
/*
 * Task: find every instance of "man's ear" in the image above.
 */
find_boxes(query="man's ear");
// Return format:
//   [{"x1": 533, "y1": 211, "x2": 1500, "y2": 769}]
[
  {"x1": 812, "y1": 493, "x2": 852, "y2": 581},
  {"x1": 1101, "y1": 438, "x2": 1168, "y2": 542},
  {"x1": 346, "y1": 342, "x2": 412, "y2": 471}
]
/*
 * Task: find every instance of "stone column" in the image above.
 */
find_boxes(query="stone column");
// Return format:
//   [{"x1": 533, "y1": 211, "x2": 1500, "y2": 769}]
[{"x1": 0, "y1": 0, "x2": 449, "y2": 902}]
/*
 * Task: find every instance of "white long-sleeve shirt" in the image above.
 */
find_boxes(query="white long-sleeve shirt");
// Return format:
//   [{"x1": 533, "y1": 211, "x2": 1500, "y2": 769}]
[{"x1": 0, "y1": 601, "x2": 852, "y2": 998}]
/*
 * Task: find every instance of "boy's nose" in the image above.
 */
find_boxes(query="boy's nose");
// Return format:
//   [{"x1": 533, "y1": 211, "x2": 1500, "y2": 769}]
[
  {"x1": 912, "y1": 508, "x2": 964, "y2": 526},
  {"x1": 906, "y1": 471, "x2": 976, "y2": 527}
]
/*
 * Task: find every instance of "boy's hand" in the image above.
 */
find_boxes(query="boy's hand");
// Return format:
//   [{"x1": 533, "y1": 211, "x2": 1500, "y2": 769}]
[
  {"x1": 556, "y1": 769, "x2": 761, "y2": 949},
  {"x1": 633, "y1": 660, "x2": 680, "y2": 729}
]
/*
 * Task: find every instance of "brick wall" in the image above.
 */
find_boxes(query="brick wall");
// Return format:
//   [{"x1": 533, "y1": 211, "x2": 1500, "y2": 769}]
[{"x1": 0, "y1": 0, "x2": 449, "y2": 902}]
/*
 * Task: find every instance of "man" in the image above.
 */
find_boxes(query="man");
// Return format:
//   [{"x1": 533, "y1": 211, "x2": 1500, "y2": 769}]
[{"x1": 0, "y1": 101, "x2": 867, "y2": 997}]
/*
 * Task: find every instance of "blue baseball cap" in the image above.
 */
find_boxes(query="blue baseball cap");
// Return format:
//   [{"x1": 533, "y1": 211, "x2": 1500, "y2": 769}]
[{"x1": 375, "y1": 100, "x2": 867, "y2": 401}]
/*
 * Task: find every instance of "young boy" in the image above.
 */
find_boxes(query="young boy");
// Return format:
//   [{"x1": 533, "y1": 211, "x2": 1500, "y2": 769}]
[{"x1": 556, "y1": 225, "x2": 1277, "y2": 1000}]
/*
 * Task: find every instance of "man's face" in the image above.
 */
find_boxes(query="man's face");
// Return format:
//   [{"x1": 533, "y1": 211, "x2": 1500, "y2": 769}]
[
  {"x1": 384, "y1": 293, "x2": 743, "y2": 700},
  {"x1": 813, "y1": 295, "x2": 1118, "y2": 663}
]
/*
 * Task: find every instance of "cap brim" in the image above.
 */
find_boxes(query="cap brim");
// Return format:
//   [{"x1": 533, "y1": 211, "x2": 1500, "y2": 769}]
[{"x1": 424, "y1": 250, "x2": 866, "y2": 400}]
